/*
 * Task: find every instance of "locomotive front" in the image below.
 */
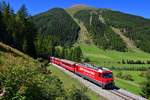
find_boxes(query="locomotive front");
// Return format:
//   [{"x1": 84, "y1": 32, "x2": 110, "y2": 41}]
[{"x1": 101, "y1": 70, "x2": 114, "y2": 89}]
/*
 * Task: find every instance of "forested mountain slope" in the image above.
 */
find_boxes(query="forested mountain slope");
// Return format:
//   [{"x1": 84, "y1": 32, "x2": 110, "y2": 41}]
[
  {"x1": 71, "y1": 8, "x2": 150, "y2": 52},
  {"x1": 73, "y1": 9, "x2": 127, "y2": 51},
  {"x1": 33, "y1": 8, "x2": 80, "y2": 47},
  {"x1": 101, "y1": 9, "x2": 150, "y2": 52},
  {"x1": 33, "y1": 6, "x2": 150, "y2": 53}
]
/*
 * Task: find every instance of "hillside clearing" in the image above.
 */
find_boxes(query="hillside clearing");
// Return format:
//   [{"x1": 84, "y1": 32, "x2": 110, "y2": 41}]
[
  {"x1": 75, "y1": 19, "x2": 93, "y2": 44},
  {"x1": 111, "y1": 27, "x2": 137, "y2": 49}
]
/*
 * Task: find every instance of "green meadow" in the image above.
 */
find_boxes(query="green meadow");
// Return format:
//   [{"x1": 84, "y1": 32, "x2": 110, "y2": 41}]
[
  {"x1": 113, "y1": 70, "x2": 145, "y2": 95},
  {"x1": 79, "y1": 43, "x2": 150, "y2": 68}
]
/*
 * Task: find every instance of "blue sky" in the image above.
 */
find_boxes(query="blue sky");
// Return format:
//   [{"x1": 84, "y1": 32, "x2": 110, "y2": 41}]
[{"x1": 3, "y1": 0, "x2": 150, "y2": 18}]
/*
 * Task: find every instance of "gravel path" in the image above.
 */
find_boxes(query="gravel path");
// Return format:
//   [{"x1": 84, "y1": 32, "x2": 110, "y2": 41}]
[{"x1": 51, "y1": 63, "x2": 147, "y2": 100}]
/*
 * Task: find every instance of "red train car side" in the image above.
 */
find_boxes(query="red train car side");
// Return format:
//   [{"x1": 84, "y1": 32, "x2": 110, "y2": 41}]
[
  {"x1": 60, "y1": 59, "x2": 76, "y2": 72},
  {"x1": 50, "y1": 57, "x2": 61, "y2": 65},
  {"x1": 75, "y1": 63, "x2": 114, "y2": 88},
  {"x1": 50, "y1": 57, "x2": 76, "y2": 72},
  {"x1": 50, "y1": 57, "x2": 114, "y2": 88}
]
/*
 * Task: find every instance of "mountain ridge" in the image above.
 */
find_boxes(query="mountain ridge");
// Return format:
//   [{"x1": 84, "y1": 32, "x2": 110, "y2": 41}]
[{"x1": 33, "y1": 7, "x2": 150, "y2": 53}]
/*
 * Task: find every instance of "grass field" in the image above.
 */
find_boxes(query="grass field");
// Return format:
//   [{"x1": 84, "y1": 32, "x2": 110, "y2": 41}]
[
  {"x1": 115, "y1": 78, "x2": 141, "y2": 95},
  {"x1": 79, "y1": 43, "x2": 150, "y2": 67},
  {"x1": 113, "y1": 71, "x2": 145, "y2": 84},
  {"x1": 48, "y1": 65, "x2": 100, "y2": 100},
  {"x1": 113, "y1": 70, "x2": 145, "y2": 95},
  {"x1": 78, "y1": 43, "x2": 149, "y2": 95}
]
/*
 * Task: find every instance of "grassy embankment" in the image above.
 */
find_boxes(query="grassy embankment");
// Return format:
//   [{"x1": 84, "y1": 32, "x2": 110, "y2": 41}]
[
  {"x1": 79, "y1": 43, "x2": 150, "y2": 95},
  {"x1": 0, "y1": 43, "x2": 100, "y2": 100},
  {"x1": 0, "y1": 42, "x2": 38, "y2": 70}
]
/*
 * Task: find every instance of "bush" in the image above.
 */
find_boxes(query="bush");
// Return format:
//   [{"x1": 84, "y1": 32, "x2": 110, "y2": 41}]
[
  {"x1": 139, "y1": 71, "x2": 146, "y2": 77},
  {"x1": 109, "y1": 66, "x2": 149, "y2": 71},
  {"x1": 0, "y1": 66, "x2": 65, "y2": 100},
  {"x1": 121, "y1": 59, "x2": 146, "y2": 64},
  {"x1": 147, "y1": 60, "x2": 150, "y2": 64},
  {"x1": 116, "y1": 72, "x2": 134, "y2": 81},
  {"x1": 116, "y1": 71, "x2": 123, "y2": 78},
  {"x1": 67, "y1": 87, "x2": 90, "y2": 100},
  {"x1": 83, "y1": 57, "x2": 90, "y2": 62},
  {"x1": 122, "y1": 74, "x2": 134, "y2": 81},
  {"x1": 141, "y1": 70, "x2": 150, "y2": 99},
  {"x1": 37, "y1": 57, "x2": 44, "y2": 62}
]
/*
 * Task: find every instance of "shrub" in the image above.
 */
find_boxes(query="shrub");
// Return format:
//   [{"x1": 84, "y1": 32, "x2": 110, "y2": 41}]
[
  {"x1": 67, "y1": 87, "x2": 90, "y2": 100},
  {"x1": 139, "y1": 71, "x2": 146, "y2": 77},
  {"x1": 109, "y1": 66, "x2": 148, "y2": 71},
  {"x1": 122, "y1": 59, "x2": 146, "y2": 64},
  {"x1": 37, "y1": 57, "x2": 44, "y2": 62},
  {"x1": 0, "y1": 66, "x2": 65, "y2": 100},
  {"x1": 141, "y1": 70, "x2": 150, "y2": 99},
  {"x1": 83, "y1": 57, "x2": 90, "y2": 62},
  {"x1": 117, "y1": 61, "x2": 121, "y2": 64},
  {"x1": 122, "y1": 74, "x2": 134, "y2": 81},
  {"x1": 116, "y1": 71, "x2": 123, "y2": 78},
  {"x1": 147, "y1": 60, "x2": 150, "y2": 64},
  {"x1": 116, "y1": 72, "x2": 134, "y2": 81}
]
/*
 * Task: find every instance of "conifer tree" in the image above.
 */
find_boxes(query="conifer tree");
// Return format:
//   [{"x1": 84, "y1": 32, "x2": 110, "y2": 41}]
[
  {"x1": 0, "y1": 11, "x2": 5, "y2": 41},
  {"x1": 0, "y1": 1, "x2": 14, "y2": 45},
  {"x1": 75, "y1": 46, "x2": 83, "y2": 62},
  {"x1": 16, "y1": 5, "x2": 37, "y2": 57}
]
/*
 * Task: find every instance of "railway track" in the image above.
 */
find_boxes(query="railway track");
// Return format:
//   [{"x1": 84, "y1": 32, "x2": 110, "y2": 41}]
[
  {"x1": 51, "y1": 63, "x2": 147, "y2": 100},
  {"x1": 109, "y1": 89, "x2": 137, "y2": 100}
]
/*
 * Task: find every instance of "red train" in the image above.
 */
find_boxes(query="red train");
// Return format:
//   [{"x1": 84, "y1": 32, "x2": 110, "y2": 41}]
[{"x1": 50, "y1": 57, "x2": 114, "y2": 88}]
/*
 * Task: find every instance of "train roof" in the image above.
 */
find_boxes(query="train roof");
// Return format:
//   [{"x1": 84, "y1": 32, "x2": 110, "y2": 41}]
[
  {"x1": 61, "y1": 59, "x2": 76, "y2": 65},
  {"x1": 78, "y1": 63, "x2": 112, "y2": 73},
  {"x1": 51, "y1": 57, "x2": 60, "y2": 59}
]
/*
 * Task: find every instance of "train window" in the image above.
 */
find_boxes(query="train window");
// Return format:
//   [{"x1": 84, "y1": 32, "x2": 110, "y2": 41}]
[
  {"x1": 99, "y1": 73, "x2": 101, "y2": 77},
  {"x1": 63, "y1": 62, "x2": 75, "y2": 67},
  {"x1": 102, "y1": 73, "x2": 112, "y2": 78},
  {"x1": 63, "y1": 62, "x2": 70, "y2": 66}
]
